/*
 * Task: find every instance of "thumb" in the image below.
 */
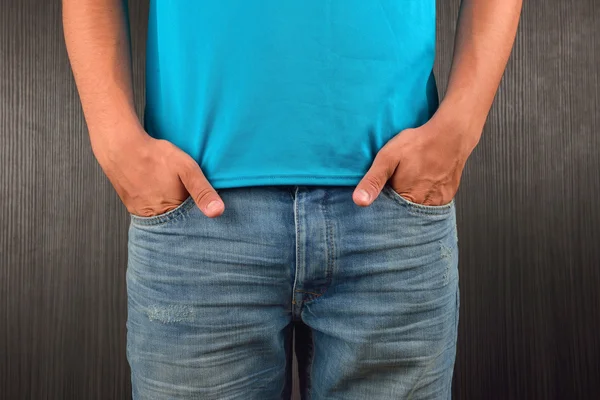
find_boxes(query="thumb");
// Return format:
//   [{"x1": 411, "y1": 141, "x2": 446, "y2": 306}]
[
  {"x1": 177, "y1": 158, "x2": 225, "y2": 218},
  {"x1": 353, "y1": 150, "x2": 397, "y2": 207}
]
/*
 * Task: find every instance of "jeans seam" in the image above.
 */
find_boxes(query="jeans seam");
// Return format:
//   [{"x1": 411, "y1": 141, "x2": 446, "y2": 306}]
[
  {"x1": 295, "y1": 289, "x2": 323, "y2": 297},
  {"x1": 300, "y1": 191, "x2": 334, "y2": 308},
  {"x1": 323, "y1": 189, "x2": 334, "y2": 287},
  {"x1": 292, "y1": 186, "x2": 301, "y2": 316}
]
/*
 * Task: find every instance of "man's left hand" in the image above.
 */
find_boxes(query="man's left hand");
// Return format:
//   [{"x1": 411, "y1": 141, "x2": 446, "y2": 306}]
[{"x1": 353, "y1": 117, "x2": 479, "y2": 207}]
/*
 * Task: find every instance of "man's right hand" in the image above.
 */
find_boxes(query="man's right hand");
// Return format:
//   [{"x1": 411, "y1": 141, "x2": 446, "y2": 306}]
[
  {"x1": 63, "y1": 0, "x2": 224, "y2": 218},
  {"x1": 93, "y1": 128, "x2": 225, "y2": 219}
]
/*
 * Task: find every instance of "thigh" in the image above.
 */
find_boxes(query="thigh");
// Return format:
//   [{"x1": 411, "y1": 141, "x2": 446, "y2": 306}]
[
  {"x1": 125, "y1": 187, "x2": 296, "y2": 400},
  {"x1": 301, "y1": 185, "x2": 460, "y2": 400}
]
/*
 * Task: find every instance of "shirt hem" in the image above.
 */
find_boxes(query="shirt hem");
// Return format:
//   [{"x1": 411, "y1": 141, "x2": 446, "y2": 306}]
[{"x1": 209, "y1": 174, "x2": 365, "y2": 189}]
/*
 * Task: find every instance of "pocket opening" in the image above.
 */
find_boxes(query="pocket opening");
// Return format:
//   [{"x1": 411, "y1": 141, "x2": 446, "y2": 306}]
[
  {"x1": 382, "y1": 184, "x2": 454, "y2": 215},
  {"x1": 129, "y1": 195, "x2": 195, "y2": 226}
]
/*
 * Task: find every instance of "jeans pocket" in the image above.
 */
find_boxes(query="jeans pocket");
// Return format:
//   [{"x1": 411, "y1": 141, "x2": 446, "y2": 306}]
[
  {"x1": 129, "y1": 195, "x2": 196, "y2": 226},
  {"x1": 382, "y1": 184, "x2": 455, "y2": 216}
]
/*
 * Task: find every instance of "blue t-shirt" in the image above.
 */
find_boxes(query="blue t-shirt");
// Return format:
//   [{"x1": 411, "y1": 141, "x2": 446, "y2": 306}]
[{"x1": 145, "y1": 1, "x2": 438, "y2": 189}]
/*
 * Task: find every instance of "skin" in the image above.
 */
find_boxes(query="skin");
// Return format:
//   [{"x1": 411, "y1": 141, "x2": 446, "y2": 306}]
[
  {"x1": 62, "y1": 0, "x2": 522, "y2": 218},
  {"x1": 62, "y1": 0, "x2": 225, "y2": 218},
  {"x1": 354, "y1": 0, "x2": 523, "y2": 207}
]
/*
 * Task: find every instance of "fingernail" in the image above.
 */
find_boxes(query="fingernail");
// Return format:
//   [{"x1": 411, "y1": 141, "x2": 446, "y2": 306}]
[
  {"x1": 206, "y1": 200, "x2": 222, "y2": 212},
  {"x1": 357, "y1": 189, "x2": 371, "y2": 202}
]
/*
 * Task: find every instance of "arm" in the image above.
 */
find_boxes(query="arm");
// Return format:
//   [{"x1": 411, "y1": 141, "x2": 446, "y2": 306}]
[
  {"x1": 354, "y1": 0, "x2": 523, "y2": 206},
  {"x1": 434, "y1": 0, "x2": 523, "y2": 150},
  {"x1": 62, "y1": 0, "x2": 224, "y2": 217}
]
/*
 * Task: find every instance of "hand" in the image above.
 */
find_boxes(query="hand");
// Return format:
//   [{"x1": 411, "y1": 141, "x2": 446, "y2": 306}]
[
  {"x1": 353, "y1": 116, "x2": 478, "y2": 207},
  {"x1": 92, "y1": 127, "x2": 225, "y2": 218}
]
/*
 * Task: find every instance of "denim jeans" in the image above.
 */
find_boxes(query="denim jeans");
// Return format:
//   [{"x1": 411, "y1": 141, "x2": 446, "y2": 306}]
[{"x1": 126, "y1": 184, "x2": 459, "y2": 399}]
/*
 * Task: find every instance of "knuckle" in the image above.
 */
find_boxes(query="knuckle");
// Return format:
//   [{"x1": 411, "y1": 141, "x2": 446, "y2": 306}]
[
  {"x1": 193, "y1": 186, "x2": 215, "y2": 204},
  {"x1": 363, "y1": 175, "x2": 384, "y2": 191},
  {"x1": 179, "y1": 158, "x2": 197, "y2": 175},
  {"x1": 178, "y1": 160, "x2": 201, "y2": 183}
]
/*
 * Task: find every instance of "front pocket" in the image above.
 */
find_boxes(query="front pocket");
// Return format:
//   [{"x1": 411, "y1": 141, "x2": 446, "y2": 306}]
[
  {"x1": 129, "y1": 195, "x2": 195, "y2": 226},
  {"x1": 382, "y1": 184, "x2": 454, "y2": 216}
]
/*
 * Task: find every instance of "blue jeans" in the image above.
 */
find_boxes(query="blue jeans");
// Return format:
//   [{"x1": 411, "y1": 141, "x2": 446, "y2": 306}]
[{"x1": 126, "y1": 185, "x2": 459, "y2": 399}]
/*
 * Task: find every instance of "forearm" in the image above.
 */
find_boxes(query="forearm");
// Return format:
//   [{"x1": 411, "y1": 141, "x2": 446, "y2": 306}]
[
  {"x1": 62, "y1": 0, "x2": 146, "y2": 162},
  {"x1": 433, "y1": 0, "x2": 523, "y2": 148}
]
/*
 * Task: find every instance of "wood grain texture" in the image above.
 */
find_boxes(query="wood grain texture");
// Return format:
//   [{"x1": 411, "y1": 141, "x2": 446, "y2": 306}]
[
  {"x1": 1, "y1": 0, "x2": 598, "y2": 399},
  {"x1": 436, "y1": 1, "x2": 600, "y2": 399}
]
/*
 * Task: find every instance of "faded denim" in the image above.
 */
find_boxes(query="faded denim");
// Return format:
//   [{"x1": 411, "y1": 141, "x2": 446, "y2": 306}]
[{"x1": 126, "y1": 184, "x2": 459, "y2": 399}]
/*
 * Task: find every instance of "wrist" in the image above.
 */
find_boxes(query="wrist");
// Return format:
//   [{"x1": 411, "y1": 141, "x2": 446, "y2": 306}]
[
  {"x1": 430, "y1": 101, "x2": 485, "y2": 153},
  {"x1": 91, "y1": 122, "x2": 151, "y2": 167}
]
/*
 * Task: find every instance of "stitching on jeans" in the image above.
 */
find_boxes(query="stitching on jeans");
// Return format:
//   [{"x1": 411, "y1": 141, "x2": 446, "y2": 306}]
[
  {"x1": 292, "y1": 187, "x2": 300, "y2": 310},
  {"x1": 301, "y1": 190, "x2": 335, "y2": 308},
  {"x1": 323, "y1": 189, "x2": 334, "y2": 286},
  {"x1": 295, "y1": 289, "x2": 323, "y2": 297}
]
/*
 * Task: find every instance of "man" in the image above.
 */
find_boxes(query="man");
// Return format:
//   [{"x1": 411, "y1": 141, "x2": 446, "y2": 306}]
[{"x1": 63, "y1": 1, "x2": 521, "y2": 399}]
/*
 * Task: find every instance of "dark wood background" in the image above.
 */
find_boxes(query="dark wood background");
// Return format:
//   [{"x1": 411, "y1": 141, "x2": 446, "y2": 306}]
[{"x1": 1, "y1": 1, "x2": 599, "y2": 399}]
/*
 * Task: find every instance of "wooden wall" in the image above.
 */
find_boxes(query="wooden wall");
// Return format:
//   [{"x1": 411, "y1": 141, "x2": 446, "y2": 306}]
[{"x1": 1, "y1": 0, "x2": 598, "y2": 398}]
